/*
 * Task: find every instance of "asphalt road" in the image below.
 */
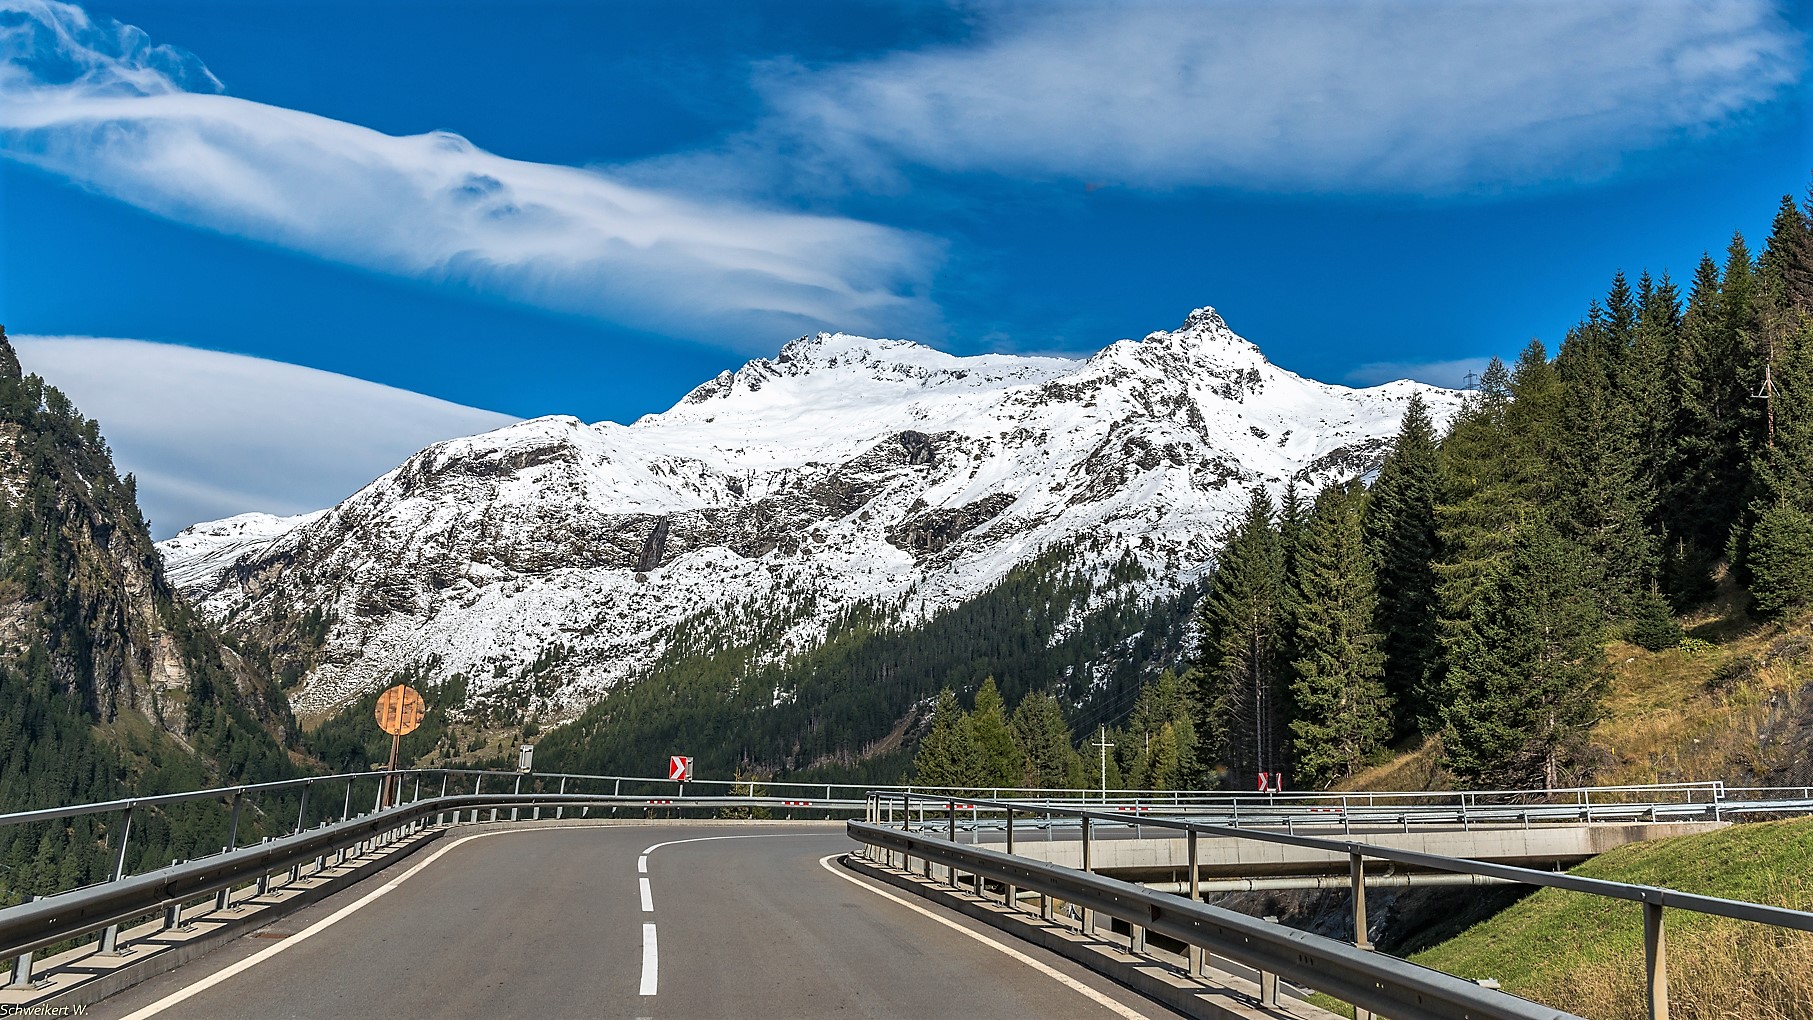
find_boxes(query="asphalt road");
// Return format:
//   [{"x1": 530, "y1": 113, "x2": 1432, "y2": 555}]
[{"x1": 91, "y1": 822, "x2": 1189, "y2": 1020}]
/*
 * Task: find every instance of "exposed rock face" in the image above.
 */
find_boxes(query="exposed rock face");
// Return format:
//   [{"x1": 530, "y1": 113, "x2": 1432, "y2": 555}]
[
  {"x1": 0, "y1": 332, "x2": 294, "y2": 745},
  {"x1": 160, "y1": 307, "x2": 1463, "y2": 718}
]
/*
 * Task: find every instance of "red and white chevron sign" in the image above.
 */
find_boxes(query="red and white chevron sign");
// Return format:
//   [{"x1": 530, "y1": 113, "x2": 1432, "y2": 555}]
[{"x1": 669, "y1": 755, "x2": 692, "y2": 782}]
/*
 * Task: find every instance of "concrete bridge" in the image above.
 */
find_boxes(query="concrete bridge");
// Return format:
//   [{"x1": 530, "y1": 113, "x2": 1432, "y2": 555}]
[{"x1": 1, "y1": 771, "x2": 1808, "y2": 1020}]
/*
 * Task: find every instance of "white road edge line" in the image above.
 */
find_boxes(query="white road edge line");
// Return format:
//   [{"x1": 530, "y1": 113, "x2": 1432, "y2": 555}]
[
  {"x1": 640, "y1": 922, "x2": 658, "y2": 995},
  {"x1": 639, "y1": 876, "x2": 654, "y2": 912},
  {"x1": 818, "y1": 854, "x2": 1154, "y2": 1020},
  {"x1": 118, "y1": 829, "x2": 525, "y2": 1020}
]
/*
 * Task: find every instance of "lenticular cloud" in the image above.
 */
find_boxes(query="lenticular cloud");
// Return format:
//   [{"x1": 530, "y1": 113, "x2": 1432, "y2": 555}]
[{"x1": 0, "y1": 1, "x2": 940, "y2": 345}]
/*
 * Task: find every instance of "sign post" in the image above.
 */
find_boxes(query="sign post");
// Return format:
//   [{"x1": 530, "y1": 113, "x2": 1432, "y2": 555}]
[{"x1": 374, "y1": 684, "x2": 427, "y2": 808}]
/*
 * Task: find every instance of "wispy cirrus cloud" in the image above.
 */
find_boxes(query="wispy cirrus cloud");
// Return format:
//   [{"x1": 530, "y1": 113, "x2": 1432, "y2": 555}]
[
  {"x1": 14, "y1": 336, "x2": 518, "y2": 536},
  {"x1": 0, "y1": 1, "x2": 941, "y2": 346},
  {"x1": 713, "y1": 0, "x2": 1805, "y2": 196}
]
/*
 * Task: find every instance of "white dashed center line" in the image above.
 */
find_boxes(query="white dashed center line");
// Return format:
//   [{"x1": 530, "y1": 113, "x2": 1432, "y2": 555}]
[{"x1": 640, "y1": 922, "x2": 658, "y2": 996}]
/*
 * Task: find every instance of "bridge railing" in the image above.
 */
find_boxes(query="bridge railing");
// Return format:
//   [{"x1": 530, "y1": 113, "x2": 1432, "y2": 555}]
[
  {"x1": 854, "y1": 792, "x2": 1813, "y2": 1020},
  {"x1": 0, "y1": 769, "x2": 1797, "y2": 921}
]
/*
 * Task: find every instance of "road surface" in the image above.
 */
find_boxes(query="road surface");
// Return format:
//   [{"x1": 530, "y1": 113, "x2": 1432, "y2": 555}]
[{"x1": 91, "y1": 822, "x2": 1188, "y2": 1020}]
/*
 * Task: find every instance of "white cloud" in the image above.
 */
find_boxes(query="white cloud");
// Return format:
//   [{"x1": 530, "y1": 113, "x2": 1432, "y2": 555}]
[
  {"x1": 13, "y1": 337, "x2": 518, "y2": 537},
  {"x1": 0, "y1": 1, "x2": 941, "y2": 345},
  {"x1": 1346, "y1": 356, "x2": 1498, "y2": 389},
  {"x1": 744, "y1": 1, "x2": 1805, "y2": 194}
]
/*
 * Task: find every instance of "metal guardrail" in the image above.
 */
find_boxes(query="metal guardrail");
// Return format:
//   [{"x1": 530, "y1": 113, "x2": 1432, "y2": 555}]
[
  {"x1": 859, "y1": 793, "x2": 1813, "y2": 1020},
  {"x1": 848, "y1": 819, "x2": 1580, "y2": 1020},
  {"x1": 5, "y1": 771, "x2": 1788, "y2": 839}
]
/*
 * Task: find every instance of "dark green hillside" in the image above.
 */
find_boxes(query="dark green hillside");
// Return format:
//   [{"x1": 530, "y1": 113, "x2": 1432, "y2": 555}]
[
  {"x1": 0, "y1": 328, "x2": 302, "y2": 902},
  {"x1": 536, "y1": 542, "x2": 1199, "y2": 783}
]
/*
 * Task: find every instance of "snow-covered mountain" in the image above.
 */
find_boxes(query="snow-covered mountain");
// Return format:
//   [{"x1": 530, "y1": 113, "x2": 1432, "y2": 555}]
[{"x1": 158, "y1": 307, "x2": 1462, "y2": 717}]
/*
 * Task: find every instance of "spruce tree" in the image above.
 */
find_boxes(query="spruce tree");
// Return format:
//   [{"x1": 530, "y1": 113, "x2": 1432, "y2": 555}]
[
  {"x1": 1433, "y1": 357, "x2": 1522, "y2": 623},
  {"x1": 1364, "y1": 392, "x2": 1442, "y2": 733},
  {"x1": 913, "y1": 689, "x2": 979, "y2": 789},
  {"x1": 1761, "y1": 187, "x2": 1813, "y2": 316},
  {"x1": 970, "y1": 677, "x2": 1022, "y2": 790},
  {"x1": 1010, "y1": 691, "x2": 1083, "y2": 790},
  {"x1": 1554, "y1": 297, "x2": 1660, "y2": 622},
  {"x1": 1125, "y1": 669, "x2": 1198, "y2": 789},
  {"x1": 1289, "y1": 483, "x2": 1392, "y2": 788},
  {"x1": 1438, "y1": 523, "x2": 1608, "y2": 788},
  {"x1": 1747, "y1": 500, "x2": 1813, "y2": 618},
  {"x1": 1664, "y1": 252, "x2": 1746, "y2": 590},
  {"x1": 1196, "y1": 487, "x2": 1287, "y2": 786}
]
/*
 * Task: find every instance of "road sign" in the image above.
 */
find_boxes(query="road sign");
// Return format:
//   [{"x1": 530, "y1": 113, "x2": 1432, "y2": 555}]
[
  {"x1": 374, "y1": 684, "x2": 426, "y2": 736},
  {"x1": 669, "y1": 756, "x2": 692, "y2": 782}
]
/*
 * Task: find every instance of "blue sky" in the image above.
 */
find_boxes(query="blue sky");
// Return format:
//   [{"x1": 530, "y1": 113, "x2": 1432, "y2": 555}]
[{"x1": 1, "y1": 0, "x2": 1810, "y2": 534}]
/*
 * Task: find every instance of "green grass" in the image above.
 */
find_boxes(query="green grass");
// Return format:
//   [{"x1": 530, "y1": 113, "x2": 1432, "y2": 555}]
[{"x1": 1410, "y1": 817, "x2": 1813, "y2": 1018}]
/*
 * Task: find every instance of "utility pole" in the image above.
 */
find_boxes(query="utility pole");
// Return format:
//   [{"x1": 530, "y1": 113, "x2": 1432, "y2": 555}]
[
  {"x1": 1754, "y1": 338, "x2": 1777, "y2": 450},
  {"x1": 1093, "y1": 726, "x2": 1115, "y2": 800},
  {"x1": 1462, "y1": 370, "x2": 1479, "y2": 391}
]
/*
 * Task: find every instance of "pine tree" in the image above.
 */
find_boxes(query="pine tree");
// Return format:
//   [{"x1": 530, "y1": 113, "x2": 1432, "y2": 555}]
[
  {"x1": 1196, "y1": 487, "x2": 1286, "y2": 786},
  {"x1": 913, "y1": 689, "x2": 979, "y2": 789},
  {"x1": 1364, "y1": 392, "x2": 1442, "y2": 732},
  {"x1": 1010, "y1": 691, "x2": 1083, "y2": 790},
  {"x1": 1438, "y1": 523, "x2": 1608, "y2": 788},
  {"x1": 1289, "y1": 483, "x2": 1392, "y2": 788},
  {"x1": 970, "y1": 677, "x2": 1022, "y2": 790}
]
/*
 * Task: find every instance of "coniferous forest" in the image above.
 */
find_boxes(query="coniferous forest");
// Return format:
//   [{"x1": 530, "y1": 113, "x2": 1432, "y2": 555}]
[
  {"x1": 912, "y1": 181, "x2": 1813, "y2": 795},
  {"x1": 1193, "y1": 184, "x2": 1813, "y2": 792}
]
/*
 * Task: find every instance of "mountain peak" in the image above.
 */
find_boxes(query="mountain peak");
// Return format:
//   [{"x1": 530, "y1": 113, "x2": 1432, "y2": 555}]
[{"x1": 1179, "y1": 306, "x2": 1232, "y2": 334}]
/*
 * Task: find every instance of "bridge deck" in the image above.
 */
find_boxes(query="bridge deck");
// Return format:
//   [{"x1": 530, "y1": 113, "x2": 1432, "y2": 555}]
[
  {"x1": 970, "y1": 819, "x2": 1727, "y2": 879},
  {"x1": 85, "y1": 823, "x2": 1192, "y2": 1020}
]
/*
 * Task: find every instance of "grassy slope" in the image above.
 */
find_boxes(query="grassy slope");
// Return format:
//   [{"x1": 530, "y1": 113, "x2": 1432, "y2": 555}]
[
  {"x1": 1338, "y1": 594, "x2": 1813, "y2": 794},
  {"x1": 1410, "y1": 817, "x2": 1813, "y2": 1018}
]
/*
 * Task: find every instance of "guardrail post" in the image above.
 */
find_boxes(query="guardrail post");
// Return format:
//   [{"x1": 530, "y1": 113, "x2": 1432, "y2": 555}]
[
  {"x1": 7, "y1": 896, "x2": 45, "y2": 990},
  {"x1": 225, "y1": 790, "x2": 244, "y2": 852},
  {"x1": 1187, "y1": 828, "x2": 1203, "y2": 975},
  {"x1": 1004, "y1": 809, "x2": 1017, "y2": 908},
  {"x1": 96, "y1": 801, "x2": 139, "y2": 955},
  {"x1": 1081, "y1": 814, "x2": 1094, "y2": 934},
  {"x1": 1259, "y1": 916, "x2": 1280, "y2": 1006},
  {"x1": 1645, "y1": 900, "x2": 1669, "y2": 1020},
  {"x1": 1350, "y1": 851, "x2": 1372, "y2": 949},
  {"x1": 214, "y1": 844, "x2": 233, "y2": 911},
  {"x1": 947, "y1": 799, "x2": 958, "y2": 886},
  {"x1": 295, "y1": 781, "x2": 312, "y2": 835}
]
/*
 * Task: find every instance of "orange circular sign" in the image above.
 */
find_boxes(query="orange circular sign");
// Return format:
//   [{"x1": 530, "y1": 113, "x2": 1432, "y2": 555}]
[{"x1": 374, "y1": 684, "x2": 427, "y2": 736}]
